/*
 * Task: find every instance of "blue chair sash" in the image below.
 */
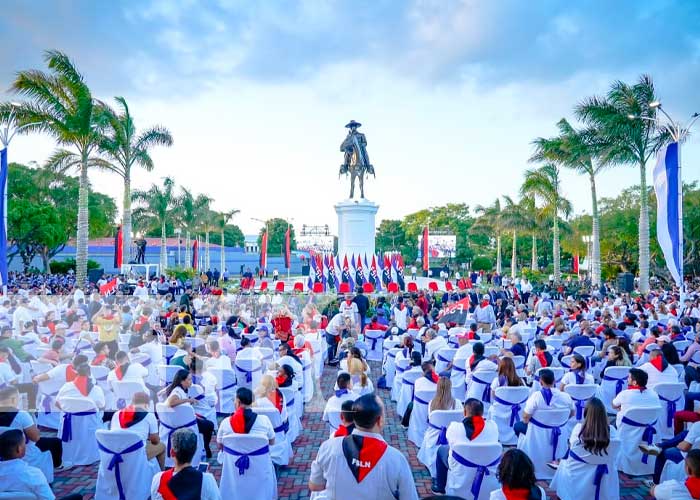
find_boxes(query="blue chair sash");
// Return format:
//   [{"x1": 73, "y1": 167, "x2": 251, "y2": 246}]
[
  {"x1": 366, "y1": 335, "x2": 381, "y2": 351},
  {"x1": 97, "y1": 440, "x2": 144, "y2": 500},
  {"x1": 236, "y1": 364, "x2": 262, "y2": 383},
  {"x1": 274, "y1": 420, "x2": 289, "y2": 434},
  {"x1": 41, "y1": 390, "x2": 59, "y2": 414},
  {"x1": 451, "y1": 364, "x2": 466, "y2": 373},
  {"x1": 658, "y1": 394, "x2": 679, "y2": 428},
  {"x1": 529, "y1": 417, "x2": 562, "y2": 461},
  {"x1": 568, "y1": 449, "x2": 608, "y2": 500},
  {"x1": 222, "y1": 444, "x2": 270, "y2": 475},
  {"x1": 571, "y1": 396, "x2": 588, "y2": 421},
  {"x1": 427, "y1": 422, "x2": 449, "y2": 445},
  {"x1": 61, "y1": 411, "x2": 97, "y2": 442},
  {"x1": 141, "y1": 358, "x2": 152, "y2": 367},
  {"x1": 215, "y1": 381, "x2": 238, "y2": 412},
  {"x1": 437, "y1": 353, "x2": 451, "y2": 364},
  {"x1": 451, "y1": 451, "x2": 500, "y2": 499},
  {"x1": 621, "y1": 415, "x2": 657, "y2": 464},
  {"x1": 492, "y1": 395, "x2": 528, "y2": 426},
  {"x1": 470, "y1": 374, "x2": 491, "y2": 403},
  {"x1": 414, "y1": 395, "x2": 430, "y2": 405},
  {"x1": 160, "y1": 419, "x2": 197, "y2": 455},
  {"x1": 602, "y1": 373, "x2": 626, "y2": 395}
]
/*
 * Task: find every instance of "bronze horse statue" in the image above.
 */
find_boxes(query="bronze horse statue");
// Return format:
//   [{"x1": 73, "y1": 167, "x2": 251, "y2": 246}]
[{"x1": 339, "y1": 120, "x2": 375, "y2": 198}]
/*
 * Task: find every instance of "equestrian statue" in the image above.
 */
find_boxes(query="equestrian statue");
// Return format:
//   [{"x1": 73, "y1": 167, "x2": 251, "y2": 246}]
[{"x1": 339, "y1": 120, "x2": 375, "y2": 198}]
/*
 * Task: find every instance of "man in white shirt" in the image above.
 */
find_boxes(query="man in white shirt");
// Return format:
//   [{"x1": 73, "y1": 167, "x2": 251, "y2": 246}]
[
  {"x1": 309, "y1": 393, "x2": 419, "y2": 500},
  {"x1": 11, "y1": 297, "x2": 32, "y2": 335},
  {"x1": 107, "y1": 350, "x2": 148, "y2": 391},
  {"x1": 205, "y1": 340, "x2": 232, "y2": 370},
  {"x1": 423, "y1": 329, "x2": 447, "y2": 362},
  {"x1": 151, "y1": 428, "x2": 221, "y2": 500},
  {"x1": 513, "y1": 368, "x2": 574, "y2": 437},
  {"x1": 216, "y1": 388, "x2": 275, "y2": 447},
  {"x1": 110, "y1": 392, "x2": 166, "y2": 469},
  {"x1": 433, "y1": 398, "x2": 499, "y2": 494},
  {"x1": 473, "y1": 295, "x2": 496, "y2": 332},
  {"x1": 640, "y1": 348, "x2": 679, "y2": 389},
  {"x1": 0, "y1": 429, "x2": 70, "y2": 500},
  {"x1": 650, "y1": 448, "x2": 700, "y2": 500},
  {"x1": 392, "y1": 297, "x2": 409, "y2": 331},
  {"x1": 612, "y1": 368, "x2": 661, "y2": 428},
  {"x1": 323, "y1": 373, "x2": 357, "y2": 423},
  {"x1": 133, "y1": 280, "x2": 149, "y2": 299}
]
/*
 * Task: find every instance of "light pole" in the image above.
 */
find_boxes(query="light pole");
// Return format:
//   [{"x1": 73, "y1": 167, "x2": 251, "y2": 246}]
[
  {"x1": 0, "y1": 103, "x2": 38, "y2": 293},
  {"x1": 582, "y1": 234, "x2": 592, "y2": 278},
  {"x1": 284, "y1": 217, "x2": 294, "y2": 280},
  {"x1": 174, "y1": 228, "x2": 182, "y2": 267},
  {"x1": 251, "y1": 217, "x2": 269, "y2": 276},
  {"x1": 630, "y1": 104, "x2": 699, "y2": 299}
]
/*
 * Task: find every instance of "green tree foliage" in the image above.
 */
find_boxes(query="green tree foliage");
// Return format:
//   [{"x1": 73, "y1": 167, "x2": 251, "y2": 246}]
[
  {"x1": 258, "y1": 218, "x2": 296, "y2": 255},
  {"x1": 8, "y1": 162, "x2": 116, "y2": 271},
  {"x1": 375, "y1": 220, "x2": 410, "y2": 256},
  {"x1": 222, "y1": 224, "x2": 245, "y2": 247}
]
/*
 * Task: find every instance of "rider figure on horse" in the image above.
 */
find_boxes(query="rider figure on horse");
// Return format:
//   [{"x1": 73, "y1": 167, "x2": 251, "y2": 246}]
[{"x1": 339, "y1": 120, "x2": 375, "y2": 198}]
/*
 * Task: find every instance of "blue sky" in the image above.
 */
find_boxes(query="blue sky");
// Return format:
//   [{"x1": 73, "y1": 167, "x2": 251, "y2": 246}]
[{"x1": 2, "y1": 0, "x2": 699, "y2": 235}]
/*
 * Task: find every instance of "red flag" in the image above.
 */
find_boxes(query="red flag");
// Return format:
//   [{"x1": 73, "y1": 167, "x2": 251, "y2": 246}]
[
  {"x1": 99, "y1": 278, "x2": 118, "y2": 295},
  {"x1": 114, "y1": 226, "x2": 123, "y2": 269},
  {"x1": 259, "y1": 230, "x2": 268, "y2": 270},
  {"x1": 192, "y1": 239, "x2": 199, "y2": 270},
  {"x1": 422, "y1": 226, "x2": 429, "y2": 271},
  {"x1": 284, "y1": 226, "x2": 291, "y2": 269},
  {"x1": 440, "y1": 296, "x2": 470, "y2": 316},
  {"x1": 573, "y1": 254, "x2": 579, "y2": 274}
]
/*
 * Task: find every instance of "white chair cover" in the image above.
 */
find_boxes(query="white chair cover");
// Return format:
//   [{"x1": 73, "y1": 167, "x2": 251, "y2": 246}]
[
  {"x1": 517, "y1": 407, "x2": 570, "y2": 480},
  {"x1": 616, "y1": 406, "x2": 659, "y2": 476},
  {"x1": 489, "y1": 386, "x2": 530, "y2": 445},
  {"x1": 162, "y1": 344, "x2": 179, "y2": 364},
  {"x1": 111, "y1": 380, "x2": 147, "y2": 411},
  {"x1": 307, "y1": 338, "x2": 325, "y2": 380},
  {"x1": 188, "y1": 384, "x2": 217, "y2": 430},
  {"x1": 219, "y1": 434, "x2": 278, "y2": 500},
  {"x1": 653, "y1": 382, "x2": 685, "y2": 440},
  {"x1": 209, "y1": 367, "x2": 237, "y2": 414},
  {"x1": 364, "y1": 330, "x2": 384, "y2": 361},
  {"x1": 300, "y1": 351, "x2": 314, "y2": 403},
  {"x1": 392, "y1": 357, "x2": 410, "y2": 402},
  {"x1": 550, "y1": 439, "x2": 621, "y2": 500},
  {"x1": 446, "y1": 442, "x2": 502, "y2": 499},
  {"x1": 450, "y1": 356, "x2": 468, "y2": 401},
  {"x1": 258, "y1": 347, "x2": 274, "y2": 371},
  {"x1": 407, "y1": 387, "x2": 437, "y2": 445},
  {"x1": 95, "y1": 429, "x2": 159, "y2": 500},
  {"x1": 279, "y1": 387, "x2": 300, "y2": 443},
  {"x1": 417, "y1": 409, "x2": 463, "y2": 476},
  {"x1": 512, "y1": 355, "x2": 526, "y2": 378},
  {"x1": 397, "y1": 370, "x2": 421, "y2": 418},
  {"x1": 156, "y1": 402, "x2": 203, "y2": 467},
  {"x1": 253, "y1": 406, "x2": 292, "y2": 466},
  {"x1": 91, "y1": 365, "x2": 114, "y2": 410},
  {"x1": 434, "y1": 348, "x2": 456, "y2": 374},
  {"x1": 234, "y1": 357, "x2": 263, "y2": 390},
  {"x1": 531, "y1": 367, "x2": 565, "y2": 393},
  {"x1": 58, "y1": 396, "x2": 101, "y2": 467},
  {"x1": 156, "y1": 364, "x2": 182, "y2": 386},
  {"x1": 36, "y1": 364, "x2": 67, "y2": 430},
  {"x1": 324, "y1": 409, "x2": 343, "y2": 438},
  {"x1": 467, "y1": 371, "x2": 497, "y2": 410},
  {"x1": 383, "y1": 347, "x2": 400, "y2": 389},
  {"x1": 29, "y1": 360, "x2": 52, "y2": 376},
  {"x1": 564, "y1": 384, "x2": 598, "y2": 427},
  {"x1": 597, "y1": 366, "x2": 632, "y2": 413}
]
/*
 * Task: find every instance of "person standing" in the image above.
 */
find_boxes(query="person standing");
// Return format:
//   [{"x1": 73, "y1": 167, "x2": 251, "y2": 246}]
[
  {"x1": 353, "y1": 288, "x2": 370, "y2": 333},
  {"x1": 92, "y1": 305, "x2": 121, "y2": 360}
]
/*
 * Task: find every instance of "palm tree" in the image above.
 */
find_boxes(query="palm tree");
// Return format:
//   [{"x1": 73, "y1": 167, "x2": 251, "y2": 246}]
[
  {"x1": 218, "y1": 210, "x2": 239, "y2": 277},
  {"x1": 521, "y1": 164, "x2": 572, "y2": 282},
  {"x1": 178, "y1": 189, "x2": 211, "y2": 268},
  {"x1": 576, "y1": 75, "x2": 670, "y2": 292},
  {"x1": 100, "y1": 97, "x2": 173, "y2": 267},
  {"x1": 472, "y1": 199, "x2": 503, "y2": 274},
  {"x1": 500, "y1": 196, "x2": 530, "y2": 278},
  {"x1": 132, "y1": 177, "x2": 178, "y2": 271},
  {"x1": 531, "y1": 118, "x2": 610, "y2": 287},
  {"x1": 518, "y1": 197, "x2": 542, "y2": 271},
  {"x1": 8, "y1": 50, "x2": 110, "y2": 284},
  {"x1": 199, "y1": 208, "x2": 218, "y2": 271}
]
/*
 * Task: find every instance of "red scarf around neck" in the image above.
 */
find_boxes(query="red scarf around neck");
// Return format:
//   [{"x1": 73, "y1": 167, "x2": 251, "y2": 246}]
[
  {"x1": 465, "y1": 415, "x2": 485, "y2": 440},
  {"x1": 115, "y1": 364, "x2": 125, "y2": 381},
  {"x1": 276, "y1": 375, "x2": 288, "y2": 387},
  {"x1": 272, "y1": 389, "x2": 283, "y2": 414},
  {"x1": 92, "y1": 353, "x2": 106, "y2": 366},
  {"x1": 230, "y1": 407, "x2": 256, "y2": 434},
  {"x1": 501, "y1": 486, "x2": 531, "y2": 500},
  {"x1": 480, "y1": 300, "x2": 490, "y2": 308},
  {"x1": 686, "y1": 477, "x2": 700, "y2": 499},
  {"x1": 345, "y1": 300, "x2": 353, "y2": 307},
  {"x1": 535, "y1": 351, "x2": 549, "y2": 368},
  {"x1": 157, "y1": 469, "x2": 177, "y2": 500},
  {"x1": 74, "y1": 375, "x2": 90, "y2": 397},
  {"x1": 426, "y1": 370, "x2": 439, "y2": 383},
  {"x1": 65, "y1": 365, "x2": 78, "y2": 382},
  {"x1": 650, "y1": 355, "x2": 665, "y2": 372},
  {"x1": 628, "y1": 384, "x2": 646, "y2": 393},
  {"x1": 118, "y1": 405, "x2": 147, "y2": 428}
]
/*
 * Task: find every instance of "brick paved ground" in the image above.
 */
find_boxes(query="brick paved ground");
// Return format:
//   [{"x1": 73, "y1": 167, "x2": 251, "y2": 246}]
[{"x1": 50, "y1": 361, "x2": 656, "y2": 499}]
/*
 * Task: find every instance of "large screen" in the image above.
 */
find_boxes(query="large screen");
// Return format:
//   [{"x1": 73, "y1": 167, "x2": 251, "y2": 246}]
[
  {"x1": 419, "y1": 234, "x2": 457, "y2": 258},
  {"x1": 296, "y1": 234, "x2": 335, "y2": 253}
]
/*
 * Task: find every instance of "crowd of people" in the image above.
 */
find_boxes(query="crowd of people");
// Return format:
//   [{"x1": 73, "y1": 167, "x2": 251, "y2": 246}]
[{"x1": 0, "y1": 271, "x2": 700, "y2": 499}]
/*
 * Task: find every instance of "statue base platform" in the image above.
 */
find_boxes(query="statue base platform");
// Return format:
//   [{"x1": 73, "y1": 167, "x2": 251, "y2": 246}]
[{"x1": 335, "y1": 198, "x2": 379, "y2": 260}]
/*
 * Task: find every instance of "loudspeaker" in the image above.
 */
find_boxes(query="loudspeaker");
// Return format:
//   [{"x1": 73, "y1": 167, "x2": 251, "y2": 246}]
[{"x1": 617, "y1": 272, "x2": 634, "y2": 293}]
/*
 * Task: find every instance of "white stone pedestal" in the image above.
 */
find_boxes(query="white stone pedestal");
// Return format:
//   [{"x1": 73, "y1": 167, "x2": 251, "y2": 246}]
[{"x1": 335, "y1": 199, "x2": 379, "y2": 260}]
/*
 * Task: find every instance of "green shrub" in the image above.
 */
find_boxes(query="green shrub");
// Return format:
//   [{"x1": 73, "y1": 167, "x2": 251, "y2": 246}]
[{"x1": 471, "y1": 256, "x2": 492, "y2": 272}]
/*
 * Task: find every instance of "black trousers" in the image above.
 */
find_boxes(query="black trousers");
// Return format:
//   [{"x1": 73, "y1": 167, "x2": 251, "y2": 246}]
[
  {"x1": 36, "y1": 436, "x2": 63, "y2": 467},
  {"x1": 401, "y1": 402, "x2": 413, "y2": 427},
  {"x1": 16, "y1": 382, "x2": 37, "y2": 411},
  {"x1": 59, "y1": 495, "x2": 82, "y2": 500},
  {"x1": 435, "y1": 445, "x2": 450, "y2": 491},
  {"x1": 197, "y1": 417, "x2": 214, "y2": 456}
]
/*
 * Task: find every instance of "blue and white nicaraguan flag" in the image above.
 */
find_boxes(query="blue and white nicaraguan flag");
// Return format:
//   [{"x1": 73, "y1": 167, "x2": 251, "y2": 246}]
[{"x1": 653, "y1": 142, "x2": 682, "y2": 287}]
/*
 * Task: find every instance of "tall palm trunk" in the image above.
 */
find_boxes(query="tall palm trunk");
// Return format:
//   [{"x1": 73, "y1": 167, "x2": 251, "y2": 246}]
[
  {"x1": 590, "y1": 174, "x2": 601, "y2": 287},
  {"x1": 496, "y1": 234, "x2": 502, "y2": 274},
  {"x1": 75, "y1": 155, "x2": 90, "y2": 285},
  {"x1": 205, "y1": 231, "x2": 210, "y2": 270},
  {"x1": 638, "y1": 161, "x2": 650, "y2": 292},
  {"x1": 160, "y1": 223, "x2": 167, "y2": 271},
  {"x1": 185, "y1": 232, "x2": 191, "y2": 269},
  {"x1": 531, "y1": 234, "x2": 538, "y2": 271},
  {"x1": 553, "y1": 213, "x2": 560, "y2": 282},
  {"x1": 122, "y1": 174, "x2": 132, "y2": 267},
  {"x1": 220, "y1": 230, "x2": 225, "y2": 277},
  {"x1": 511, "y1": 230, "x2": 517, "y2": 278}
]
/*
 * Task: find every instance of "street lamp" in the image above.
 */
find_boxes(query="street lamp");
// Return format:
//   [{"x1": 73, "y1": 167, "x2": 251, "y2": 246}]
[
  {"x1": 251, "y1": 217, "x2": 269, "y2": 275},
  {"x1": 630, "y1": 104, "x2": 700, "y2": 299},
  {"x1": 174, "y1": 228, "x2": 182, "y2": 267}
]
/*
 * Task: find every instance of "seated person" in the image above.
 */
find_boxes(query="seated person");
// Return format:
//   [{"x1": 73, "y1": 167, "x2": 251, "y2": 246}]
[
  {"x1": 110, "y1": 392, "x2": 165, "y2": 470},
  {"x1": 150, "y1": 428, "x2": 221, "y2": 500},
  {"x1": 489, "y1": 448, "x2": 547, "y2": 499},
  {"x1": 216, "y1": 387, "x2": 275, "y2": 449},
  {"x1": 323, "y1": 373, "x2": 356, "y2": 422},
  {"x1": 514, "y1": 368, "x2": 573, "y2": 437},
  {"x1": 334, "y1": 399, "x2": 356, "y2": 437},
  {"x1": 650, "y1": 448, "x2": 700, "y2": 500}
]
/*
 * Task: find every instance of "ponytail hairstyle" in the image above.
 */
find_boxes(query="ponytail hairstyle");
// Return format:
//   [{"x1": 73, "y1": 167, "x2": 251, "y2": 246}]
[
  {"x1": 165, "y1": 369, "x2": 191, "y2": 397},
  {"x1": 76, "y1": 363, "x2": 95, "y2": 395}
]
